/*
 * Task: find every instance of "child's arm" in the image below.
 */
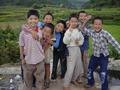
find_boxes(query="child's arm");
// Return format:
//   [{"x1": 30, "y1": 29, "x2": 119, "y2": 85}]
[
  {"x1": 19, "y1": 31, "x2": 26, "y2": 64},
  {"x1": 53, "y1": 32, "x2": 61, "y2": 48},
  {"x1": 77, "y1": 31, "x2": 84, "y2": 45},
  {"x1": 63, "y1": 29, "x2": 72, "y2": 45},
  {"x1": 105, "y1": 32, "x2": 120, "y2": 54},
  {"x1": 20, "y1": 46, "x2": 26, "y2": 64},
  {"x1": 22, "y1": 24, "x2": 39, "y2": 40}
]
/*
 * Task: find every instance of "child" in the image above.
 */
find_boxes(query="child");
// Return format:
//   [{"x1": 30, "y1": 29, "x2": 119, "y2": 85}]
[
  {"x1": 19, "y1": 9, "x2": 45, "y2": 90},
  {"x1": 38, "y1": 12, "x2": 54, "y2": 29},
  {"x1": 63, "y1": 14, "x2": 84, "y2": 90},
  {"x1": 51, "y1": 20, "x2": 67, "y2": 80},
  {"x1": 82, "y1": 17, "x2": 120, "y2": 90},
  {"x1": 41, "y1": 23, "x2": 54, "y2": 89},
  {"x1": 78, "y1": 11, "x2": 91, "y2": 78}
]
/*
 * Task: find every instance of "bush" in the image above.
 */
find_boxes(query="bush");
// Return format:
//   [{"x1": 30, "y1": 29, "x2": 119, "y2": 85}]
[{"x1": 0, "y1": 25, "x2": 20, "y2": 65}]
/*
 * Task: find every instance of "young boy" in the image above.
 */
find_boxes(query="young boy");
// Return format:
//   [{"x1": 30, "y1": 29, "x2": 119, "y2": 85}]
[
  {"x1": 38, "y1": 12, "x2": 54, "y2": 29},
  {"x1": 78, "y1": 11, "x2": 91, "y2": 78},
  {"x1": 82, "y1": 17, "x2": 120, "y2": 90},
  {"x1": 51, "y1": 20, "x2": 67, "y2": 80},
  {"x1": 40, "y1": 23, "x2": 54, "y2": 89},
  {"x1": 63, "y1": 14, "x2": 84, "y2": 90},
  {"x1": 19, "y1": 9, "x2": 45, "y2": 90}
]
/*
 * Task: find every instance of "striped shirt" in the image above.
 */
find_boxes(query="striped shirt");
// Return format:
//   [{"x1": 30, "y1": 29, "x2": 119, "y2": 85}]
[
  {"x1": 19, "y1": 24, "x2": 45, "y2": 64},
  {"x1": 84, "y1": 28, "x2": 120, "y2": 57}
]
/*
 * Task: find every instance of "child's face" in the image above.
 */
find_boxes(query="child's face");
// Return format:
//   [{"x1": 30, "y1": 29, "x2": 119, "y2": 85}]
[
  {"x1": 43, "y1": 26, "x2": 52, "y2": 38},
  {"x1": 79, "y1": 13, "x2": 87, "y2": 23},
  {"x1": 93, "y1": 19, "x2": 102, "y2": 32},
  {"x1": 69, "y1": 17, "x2": 78, "y2": 28},
  {"x1": 55, "y1": 23, "x2": 64, "y2": 32},
  {"x1": 27, "y1": 15, "x2": 39, "y2": 26},
  {"x1": 43, "y1": 15, "x2": 53, "y2": 23}
]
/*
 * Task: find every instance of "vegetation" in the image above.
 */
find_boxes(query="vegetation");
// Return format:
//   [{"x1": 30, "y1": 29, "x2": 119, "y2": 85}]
[{"x1": 0, "y1": 2, "x2": 120, "y2": 64}]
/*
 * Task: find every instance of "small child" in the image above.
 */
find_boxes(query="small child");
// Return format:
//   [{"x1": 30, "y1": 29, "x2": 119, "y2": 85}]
[
  {"x1": 78, "y1": 11, "x2": 91, "y2": 77},
  {"x1": 40, "y1": 23, "x2": 54, "y2": 89},
  {"x1": 82, "y1": 17, "x2": 120, "y2": 90},
  {"x1": 19, "y1": 9, "x2": 45, "y2": 90},
  {"x1": 51, "y1": 20, "x2": 67, "y2": 80},
  {"x1": 38, "y1": 12, "x2": 54, "y2": 29},
  {"x1": 63, "y1": 14, "x2": 84, "y2": 90}
]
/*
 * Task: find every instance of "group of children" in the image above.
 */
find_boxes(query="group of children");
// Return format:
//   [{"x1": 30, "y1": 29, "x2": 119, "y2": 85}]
[{"x1": 19, "y1": 9, "x2": 120, "y2": 90}]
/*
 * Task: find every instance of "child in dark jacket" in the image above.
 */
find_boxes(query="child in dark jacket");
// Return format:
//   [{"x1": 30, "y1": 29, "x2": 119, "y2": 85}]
[{"x1": 51, "y1": 20, "x2": 67, "y2": 80}]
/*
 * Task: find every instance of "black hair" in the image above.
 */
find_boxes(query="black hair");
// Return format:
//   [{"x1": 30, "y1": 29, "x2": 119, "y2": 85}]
[
  {"x1": 92, "y1": 16, "x2": 103, "y2": 24},
  {"x1": 27, "y1": 9, "x2": 39, "y2": 18},
  {"x1": 43, "y1": 12, "x2": 54, "y2": 20},
  {"x1": 69, "y1": 13, "x2": 78, "y2": 20},
  {"x1": 44, "y1": 23, "x2": 54, "y2": 34},
  {"x1": 57, "y1": 20, "x2": 66, "y2": 29},
  {"x1": 78, "y1": 11, "x2": 86, "y2": 14}
]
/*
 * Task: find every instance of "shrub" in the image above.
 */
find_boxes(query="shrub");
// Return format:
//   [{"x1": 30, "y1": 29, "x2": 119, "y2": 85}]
[{"x1": 0, "y1": 25, "x2": 20, "y2": 65}]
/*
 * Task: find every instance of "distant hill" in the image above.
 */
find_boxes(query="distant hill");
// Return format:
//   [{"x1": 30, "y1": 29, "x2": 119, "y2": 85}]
[{"x1": 0, "y1": 0, "x2": 119, "y2": 8}]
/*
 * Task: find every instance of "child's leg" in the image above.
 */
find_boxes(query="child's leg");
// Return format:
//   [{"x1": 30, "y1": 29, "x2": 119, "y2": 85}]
[
  {"x1": 22, "y1": 64, "x2": 34, "y2": 90},
  {"x1": 72, "y1": 49, "x2": 83, "y2": 82},
  {"x1": 60, "y1": 55, "x2": 67, "y2": 79},
  {"x1": 99, "y1": 54, "x2": 109, "y2": 90},
  {"x1": 21, "y1": 64, "x2": 24, "y2": 80},
  {"x1": 34, "y1": 61, "x2": 45, "y2": 90},
  {"x1": 51, "y1": 50, "x2": 59, "y2": 80},
  {"x1": 81, "y1": 50, "x2": 89, "y2": 77},
  {"x1": 63, "y1": 47, "x2": 79, "y2": 89},
  {"x1": 87, "y1": 55, "x2": 98, "y2": 86},
  {"x1": 45, "y1": 64, "x2": 50, "y2": 81}
]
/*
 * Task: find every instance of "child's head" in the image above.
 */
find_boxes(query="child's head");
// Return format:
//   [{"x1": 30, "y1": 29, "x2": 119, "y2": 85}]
[
  {"x1": 27, "y1": 9, "x2": 39, "y2": 26},
  {"x1": 43, "y1": 23, "x2": 54, "y2": 38},
  {"x1": 92, "y1": 17, "x2": 103, "y2": 32},
  {"x1": 78, "y1": 11, "x2": 87, "y2": 23},
  {"x1": 55, "y1": 20, "x2": 66, "y2": 32},
  {"x1": 69, "y1": 13, "x2": 78, "y2": 29},
  {"x1": 43, "y1": 12, "x2": 54, "y2": 24}
]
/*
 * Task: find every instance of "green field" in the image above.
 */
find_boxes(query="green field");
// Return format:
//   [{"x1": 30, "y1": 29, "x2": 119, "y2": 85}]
[{"x1": 0, "y1": 6, "x2": 120, "y2": 64}]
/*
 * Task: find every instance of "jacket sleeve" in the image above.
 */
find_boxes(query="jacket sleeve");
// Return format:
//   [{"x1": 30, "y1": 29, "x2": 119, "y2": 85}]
[
  {"x1": 63, "y1": 29, "x2": 72, "y2": 45},
  {"x1": 78, "y1": 31, "x2": 84, "y2": 45}
]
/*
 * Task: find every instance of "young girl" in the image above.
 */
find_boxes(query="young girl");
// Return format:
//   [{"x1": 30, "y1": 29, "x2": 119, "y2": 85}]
[
  {"x1": 63, "y1": 14, "x2": 84, "y2": 90},
  {"x1": 51, "y1": 20, "x2": 67, "y2": 80}
]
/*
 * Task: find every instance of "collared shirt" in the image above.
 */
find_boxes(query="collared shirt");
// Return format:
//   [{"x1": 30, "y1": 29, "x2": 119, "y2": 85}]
[
  {"x1": 19, "y1": 24, "x2": 45, "y2": 64},
  {"x1": 84, "y1": 28, "x2": 120, "y2": 57}
]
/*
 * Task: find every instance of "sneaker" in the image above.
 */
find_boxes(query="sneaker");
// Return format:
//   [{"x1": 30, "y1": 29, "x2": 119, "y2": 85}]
[
  {"x1": 84, "y1": 84, "x2": 94, "y2": 88},
  {"x1": 63, "y1": 87, "x2": 70, "y2": 90},
  {"x1": 44, "y1": 80, "x2": 50, "y2": 89},
  {"x1": 71, "y1": 81, "x2": 79, "y2": 86}
]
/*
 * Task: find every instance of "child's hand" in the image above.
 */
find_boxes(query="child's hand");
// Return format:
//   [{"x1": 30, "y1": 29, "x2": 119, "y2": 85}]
[
  {"x1": 86, "y1": 15, "x2": 92, "y2": 21},
  {"x1": 50, "y1": 40, "x2": 54, "y2": 45},
  {"x1": 31, "y1": 30, "x2": 38, "y2": 40},
  {"x1": 21, "y1": 59, "x2": 26, "y2": 65},
  {"x1": 75, "y1": 38, "x2": 79, "y2": 45}
]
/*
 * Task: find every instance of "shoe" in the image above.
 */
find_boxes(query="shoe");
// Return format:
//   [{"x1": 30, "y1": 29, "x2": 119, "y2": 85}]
[
  {"x1": 84, "y1": 84, "x2": 94, "y2": 88},
  {"x1": 71, "y1": 81, "x2": 79, "y2": 86},
  {"x1": 63, "y1": 87, "x2": 69, "y2": 90},
  {"x1": 44, "y1": 80, "x2": 50, "y2": 89},
  {"x1": 77, "y1": 80, "x2": 83, "y2": 84}
]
